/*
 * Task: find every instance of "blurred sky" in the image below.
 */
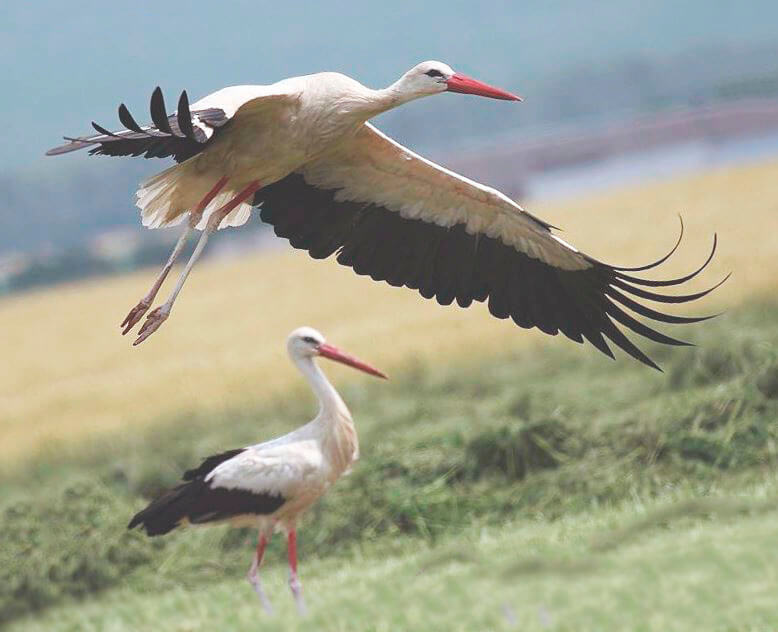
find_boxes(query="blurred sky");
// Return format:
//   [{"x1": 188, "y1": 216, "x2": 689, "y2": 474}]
[{"x1": 4, "y1": 0, "x2": 778, "y2": 175}]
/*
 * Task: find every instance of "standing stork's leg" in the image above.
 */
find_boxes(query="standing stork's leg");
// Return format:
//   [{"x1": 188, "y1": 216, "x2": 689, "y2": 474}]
[
  {"x1": 286, "y1": 528, "x2": 307, "y2": 615},
  {"x1": 133, "y1": 179, "x2": 261, "y2": 346},
  {"x1": 120, "y1": 176, "x2": 229, "y2": 334},
  {"x1": 247, "y1": 529, "x2": 274, "y2": 614}
]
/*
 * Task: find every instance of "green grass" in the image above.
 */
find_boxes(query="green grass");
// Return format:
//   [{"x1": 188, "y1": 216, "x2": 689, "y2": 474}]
[
  {"x1": 8, "y1": 490, "x2": 778, "y2": 631},
  {"x1": 4, "y1": 299, "x2": 778, "y2": 630}
]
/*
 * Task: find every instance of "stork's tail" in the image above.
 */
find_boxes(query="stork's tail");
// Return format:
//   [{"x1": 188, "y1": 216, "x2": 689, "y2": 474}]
[
  {"x1": 135, "y1": 165, "x2": 254, "y2": 230},
  {"x1": 128, "y1": 481, "x2": 199, "y2": 536}
]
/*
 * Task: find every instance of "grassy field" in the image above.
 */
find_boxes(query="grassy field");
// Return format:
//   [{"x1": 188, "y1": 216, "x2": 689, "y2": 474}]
[
  {"x1": 3, "y1": 294, "x2": 778, "y2": 629},
  {"x1": 2, "y1": 160, "x2": 777, "y2": 469},
  {"x1": 10, "y1": 495, "x2": 778, "y2": 631},
  {"x1": 2, "y1": 160, "x2": 778, "y2": 630}
]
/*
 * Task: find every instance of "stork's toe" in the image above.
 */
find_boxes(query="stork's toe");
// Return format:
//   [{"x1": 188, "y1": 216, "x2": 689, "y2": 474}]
[
  {"x1": 121, "y1": 298, "x2": 153, "y2": 334},
  {"x1": 133, "y1": 307, "x2": 170, "y2": 345}
]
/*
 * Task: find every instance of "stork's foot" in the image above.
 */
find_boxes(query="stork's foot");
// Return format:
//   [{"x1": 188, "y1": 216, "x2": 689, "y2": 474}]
[
  {"x1": 133, "y1": 306, "x2": 170, "y2": 345},
  {"x1": 120, "y1": 298, "x2": 153, "y2": 335},
  {"x1": 290, "y1": 575, "x2": 307, "y2": 616},
  {"x1": 247, "y1": 571, "x2": 274, "y2": 614}
]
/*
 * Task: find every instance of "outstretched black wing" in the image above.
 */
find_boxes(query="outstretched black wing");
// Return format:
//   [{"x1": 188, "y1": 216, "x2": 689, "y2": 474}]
[
  {"x1": 255, "y1": 173, "x2": 725, "y2": 371},
  {"x1": 46, "y1": 87, "x2": 230, "y2": 162}
]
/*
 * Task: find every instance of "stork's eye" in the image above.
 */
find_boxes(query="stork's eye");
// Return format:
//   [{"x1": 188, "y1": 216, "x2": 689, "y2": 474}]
[
  {"x1": 425, "y1": 69, "x2": 445, "y2": 78},
  {"x1": 302, "y1": 336, "x2": 317, "y2": 344}
]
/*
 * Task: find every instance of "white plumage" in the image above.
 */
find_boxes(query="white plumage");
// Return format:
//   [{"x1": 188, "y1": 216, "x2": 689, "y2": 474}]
[{"x1": 299, "y1": 122, "x2": 586, "y2": 270}]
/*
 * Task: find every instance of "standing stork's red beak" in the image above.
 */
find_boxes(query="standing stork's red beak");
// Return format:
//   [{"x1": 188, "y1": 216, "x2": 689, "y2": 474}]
[
  {"x1": 317, "y1": 343, "x2": 388, "y2": 379},
  {"x1": 446, "y1": 73, "x2": 522, "y2": 101}
]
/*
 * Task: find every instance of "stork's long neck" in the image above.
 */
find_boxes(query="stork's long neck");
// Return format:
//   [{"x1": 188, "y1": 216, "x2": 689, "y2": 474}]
[
  {"x1": 294, "y1": 354, "x2": 350, "y2": 421},
  {"x1": 347, "y1": 78, "x2": 430, "y2": 119},
  {"x1": 293, "y1": 354, "x2": 358, "y2": 475},
  {"x1": 369, "y1": 83, "x2": 424, "y2": 112}
]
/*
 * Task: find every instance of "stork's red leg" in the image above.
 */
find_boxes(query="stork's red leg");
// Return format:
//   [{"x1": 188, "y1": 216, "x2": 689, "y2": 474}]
[
  {"x1": 286, "y1": 528, "x2": 306, "y2": 615},
  {"x1": 247, "y1": 530, "x2": 273, "y2": 614},
  {"x1": 196, "y1": 176, "x2": 231, "y2": 213},
  {"x1": 133, "y1": 179, "x2": 262, "y2": 346},
  {"x1": 120, "y1": 223, "x2": 192, "y2": 334},
  {"x1": 120, "y1": 176, "x2": 230, "y2": 335}
]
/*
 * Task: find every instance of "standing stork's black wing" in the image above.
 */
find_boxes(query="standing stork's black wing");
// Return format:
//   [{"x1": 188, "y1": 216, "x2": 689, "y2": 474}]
[{"x1": 127, "y1": 447, "x2": 286, "y2": 536}]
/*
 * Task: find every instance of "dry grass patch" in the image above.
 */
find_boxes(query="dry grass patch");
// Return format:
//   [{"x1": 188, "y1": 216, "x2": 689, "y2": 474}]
[{"x1": 1, "y1": 160, "x2": 775, "y2": 466}]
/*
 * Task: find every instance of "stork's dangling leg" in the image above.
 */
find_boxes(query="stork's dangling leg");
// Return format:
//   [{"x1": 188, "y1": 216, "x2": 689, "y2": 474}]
[
  {"x1": 120, "y1": 222, "x2": 192, "y2": 334},
  {"x1": 120, "y1": 176, "x2": 229, "y2": 335},
  {"x1": 133, "y1": 179, "x2": 261, "y2": 346},
  {"x1": 286, "y1": 528, "x2": 307, "y2": 615},
  {"x1": 247, "y1": 530, "x2": 274, "y2": 614}
]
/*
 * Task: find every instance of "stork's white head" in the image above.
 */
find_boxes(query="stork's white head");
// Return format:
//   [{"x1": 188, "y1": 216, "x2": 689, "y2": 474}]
[
  {"x1": 287, "y1": 327, "x2": 387, "y2": 379},
  {"x1": 396, "y1": 61, "x2": 456, "y2": 98},
  {"x1": 393, "y1": 60, "x2": 522, "y2": 102},
  {"x1": 287, "y1": 326, "x2": 326, "y2": 358}
]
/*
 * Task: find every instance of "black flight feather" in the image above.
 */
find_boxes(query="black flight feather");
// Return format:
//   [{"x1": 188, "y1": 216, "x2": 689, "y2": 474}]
[
  {"x1": 47, "y1": 86, "x2": 228, "y2": 162},
  {"x1": 118, "y1": 103, "x2": 145, "y2": 134},
  {"x1": 149, "y1": 87, "x2": 174, "y2": 134},
  {"x1": 254, "y1": 174, "x2": 724, "y2": 370}
]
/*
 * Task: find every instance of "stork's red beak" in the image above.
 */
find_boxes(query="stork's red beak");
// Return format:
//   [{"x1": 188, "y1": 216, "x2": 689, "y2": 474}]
[
  {"x1": 317, "y1": 343, "x2": 388, "y2": 379},
  {"x1": 446, "y1": 73, "x2": 522, "y2": 101}
]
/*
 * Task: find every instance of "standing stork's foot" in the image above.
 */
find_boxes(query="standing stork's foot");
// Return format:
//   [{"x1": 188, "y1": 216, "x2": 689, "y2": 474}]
[
  {"x1": 120, "y1": 298, "x2": 153, "y2": 335},
  {"x1": 285, "y1": 528, "x2": 307, "y2": 615},
  {"x1": 133, "y1": 306, "x2": 170, "y2": 345},
  {"x1": 247, "y1": 570, "x2": 275, "y2": 614},
  {"x1": 247, "y1": 532, "x2": 274, "y2": 615},
  {"x1": 289, "y1": 574, "x2": 307, "y2": 616}
]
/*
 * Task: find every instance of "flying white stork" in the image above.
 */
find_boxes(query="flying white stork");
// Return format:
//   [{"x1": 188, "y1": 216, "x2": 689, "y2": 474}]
[
  {"x1": 128, "y1": 326, "x2": 386, "y2": 614},
  {"x1": 47, "y1": 61, "x2": 723, "y2": 368}
]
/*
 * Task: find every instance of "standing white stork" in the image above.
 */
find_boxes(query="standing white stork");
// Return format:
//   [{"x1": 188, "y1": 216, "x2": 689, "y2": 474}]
[
  {"x1": 128, "y1": 326, "x2": 386, "y2": 614},
  {"x1": 47, "y1": 61, "x2": 723, "y2": 368}
]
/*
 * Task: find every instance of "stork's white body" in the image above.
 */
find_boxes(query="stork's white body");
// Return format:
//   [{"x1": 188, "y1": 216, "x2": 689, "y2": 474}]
[
  {"x1": 205, "y1": 347, "x2": 359, "y2": 531},
  {"x1": 141, "y1": 74, "x2": 368, "y2": 230},
  {"x1": 140, "y1": 71, "x2": 581, "y2": 267},
  {"x1": 48, "y1": 61, "x2": 720, "y2": 365},
  {"x1": 128, "y1": 327, "x2": 384, "y2": 614}
]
